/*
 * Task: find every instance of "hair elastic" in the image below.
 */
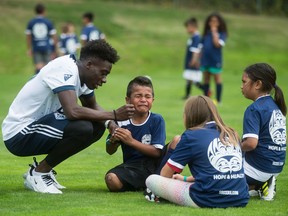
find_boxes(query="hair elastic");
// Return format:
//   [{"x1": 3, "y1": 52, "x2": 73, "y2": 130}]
[{"x1": 274, "y1": 83, "x2": 277, "y2": 88}]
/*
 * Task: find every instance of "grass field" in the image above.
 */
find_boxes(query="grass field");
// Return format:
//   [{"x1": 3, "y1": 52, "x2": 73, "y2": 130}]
[{"x1": 0, "y1": 0, "x2": 288, "y2": 215}]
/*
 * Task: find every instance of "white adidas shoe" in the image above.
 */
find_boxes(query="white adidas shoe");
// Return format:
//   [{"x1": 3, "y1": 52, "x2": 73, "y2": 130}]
[
  {"x1": 260, "y1": 176, "x2": 276, "y2": 201},
  {"x1": 23, "y1": 157, "x2": 66, "y2": 189},
  {"x1": 24, "y1": 167, "x2": 62, "y2": 194}
]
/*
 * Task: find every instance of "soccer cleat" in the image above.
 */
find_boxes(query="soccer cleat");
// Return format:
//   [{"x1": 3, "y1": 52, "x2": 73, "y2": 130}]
[
  {"x1": 144, "y1": 188, "x2": 160, "y2": 203},
  {"x1": 259, "y1": 176, "x2": 276, "y2": 201},
  {"x1": 23, "y1": 157, "x2": 66, "y2": 189},
  {"x1": 24, "y1": 166, "x2": 62, "y2": 194}
]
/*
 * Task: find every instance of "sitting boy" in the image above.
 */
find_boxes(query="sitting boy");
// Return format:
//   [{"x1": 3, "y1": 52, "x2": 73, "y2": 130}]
[{"x1": 105, "y1": 76, "x2": 166, "y2": 192}]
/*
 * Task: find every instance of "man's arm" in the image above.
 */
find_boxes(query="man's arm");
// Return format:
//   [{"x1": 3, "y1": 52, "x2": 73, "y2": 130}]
[
  {"x1": 58, "y1": 90, "x2": 134, "y2": 121},
  {"x1": 79, "y1": 94, "x2": 103, "y2": 110},
  {"x1": 113, "y1": 128, "x2": 162, "y2": 158}
]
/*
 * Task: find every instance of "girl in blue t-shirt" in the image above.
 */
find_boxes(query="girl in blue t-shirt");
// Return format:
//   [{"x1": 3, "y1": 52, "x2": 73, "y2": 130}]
[
  {"x1": 146, "y1": 96, "x2": 249, "y2": 208},
  {"x1": 200, "y1": 13, "x2": 227, "y2": 104},
  {"x1": 241, "y1": 63, "x2": 287, "y2": 201}
]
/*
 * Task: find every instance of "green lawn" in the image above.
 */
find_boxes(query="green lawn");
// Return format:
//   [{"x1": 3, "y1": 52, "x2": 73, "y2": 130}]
[{"x1": 0, "y1": 0, "x2": 287, "y2": 215}]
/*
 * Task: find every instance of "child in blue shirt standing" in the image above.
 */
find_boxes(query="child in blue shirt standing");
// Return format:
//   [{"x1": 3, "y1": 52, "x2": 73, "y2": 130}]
[
  {"x1": 200, "y1": 13, "x2": 227, "y2": 104},
  {"x1": 81, "y1": 12, "x2": 105, "y2": 46},
  {"x1": 182, "y1": 17, "x2": 203, "y2": 99},
  {"x1": 146, "y1": 96, "x2": 249, "y2": 208},
  {"x1": 58, "y1": 22, "x2": 81, "y2": 56},
  {"x1": 241, "y1": 63, "x2": 286, "y2": 201}
]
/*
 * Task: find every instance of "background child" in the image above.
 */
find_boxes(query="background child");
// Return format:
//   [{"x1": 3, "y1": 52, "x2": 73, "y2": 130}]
[
  {"x1": 200, "y1": 12, "x2": 228, "y2": 104},
  {"x1": 241, "y1": 63, "x2": 287, "y2": 201},
  {"x1": 80, "y1": 12, "x2": 105, "y2": 46},
  {"x1": 58, "y1": 22, "x2": 80, "y2": 56},
  {"x1": 26, "y1": 3, "x2": 57, "y2": 73},
  {"x1": 105, "y1": 76, "x2": 166, "y2": 192},
  {"x1": 146, "y1": 96, "x2": 249, "y2": 208},
  {"x1": 182, "y1": 17, "x2": 203, "y2": 99}
]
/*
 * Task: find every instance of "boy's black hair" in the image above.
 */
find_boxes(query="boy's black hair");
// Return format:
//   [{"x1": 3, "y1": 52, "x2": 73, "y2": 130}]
[
  {"x1": 203, "y1": 12, "x2": 228, "y2": 36},
  {"x1": 35, "y1": 3, "x2": 45, "y2": 14},
  {"x1": 126, "y1": 76, "x2": 154, "y2": 97},
  {"x1": 245, "y1": 63, "x2": 287, "y2": 116},
  {"x1": 83, "y1": 12, "x2": 94, "y2": 22},
  {"x1": 184, "y1": 17, "x2": 198, "y2": 27},
  {"x1": 80, "y1": 40, "x2": 120, "y2": 64}
]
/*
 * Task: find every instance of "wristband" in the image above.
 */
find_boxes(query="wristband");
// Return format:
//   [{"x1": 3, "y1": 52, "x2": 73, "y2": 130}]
[
  {"x1": 183, "y1": 176, "x2": 187, "y2": 182},
  {"x1": 104, "y1": 120, "x2": 111, "y2": 129},
  {"x1": 113, "y1": 110, "x2": 117, "y2": 122}
]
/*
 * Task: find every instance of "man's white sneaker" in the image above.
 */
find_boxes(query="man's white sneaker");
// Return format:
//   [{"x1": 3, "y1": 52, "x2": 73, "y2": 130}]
[
  {"x1": 23, "y1": 157, "x2": 66, "y2": 189},
  {"x1": 50, "y1": 169, "x2": 66, "y2": 189},
  {"x1": 260, "y1": 176, "x2": 276, "y2": 201},
  {"x1": 24, "y1": 166, "x2": 62, "y2": 194}
]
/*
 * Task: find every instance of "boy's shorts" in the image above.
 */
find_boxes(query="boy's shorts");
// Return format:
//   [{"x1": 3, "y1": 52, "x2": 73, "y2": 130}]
[
  {"x1": 200, "y1": 66, "x2": 222, "y2": 74},
  {"x1": 107, "y1": 159, "x2": 157, "y2": 191},
  {"x1": 107, "y1": 145, "x2": 169, "y2": 191},
  {"x1": 183, "y1": 69, "x2": 202, "y2": 82}
]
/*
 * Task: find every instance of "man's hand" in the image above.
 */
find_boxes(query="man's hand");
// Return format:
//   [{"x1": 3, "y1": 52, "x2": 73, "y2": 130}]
[
  {"x1": 108, "y1": 121, "x2": 119, "y2": 135},
  {"x1": 114, "y1": 104, "x2": 135, "y2": 120}
]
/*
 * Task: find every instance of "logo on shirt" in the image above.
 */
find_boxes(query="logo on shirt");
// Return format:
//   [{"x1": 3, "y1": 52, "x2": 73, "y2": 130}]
[
  {"x1": 142, "y1": 134, "x2": 151, "y2": 144},
  {"x1": 269, "y1": 110, "x2": 286, "y2": 145},
  {"x1": 32, "y1": 23, "x2": 48, "y2": 39},
  {"x1": 64, "y1": 74, "x2": 73, "y2": 81},
  {"x1": 54, "y1": 112, "x2": 66, "y2": 120},
  {"x1": 207, "y1": 138, "x2": 242, "y2": 174}
]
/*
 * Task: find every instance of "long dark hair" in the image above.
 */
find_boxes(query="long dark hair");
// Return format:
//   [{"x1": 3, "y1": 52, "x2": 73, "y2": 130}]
[
  {"x1": 245, "y1": 63, "x2": 287, "y2": 116},
  {"x1": 203, "y1": 12, "x2": 228, "y2": 36}
]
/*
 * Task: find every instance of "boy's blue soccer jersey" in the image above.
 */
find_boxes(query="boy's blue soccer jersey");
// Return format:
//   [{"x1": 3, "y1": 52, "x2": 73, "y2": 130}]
[
  {"x1": 26, "y1": 16, "x2": 56, "y2": 52},
  {"x1": 184, "y1": 32, "x2": 201, "y2": 70},
  {"x1": 117, "y1": 112, "x2": 166, "y2": 163},
  {"x1": 80, "y1": 23, "x2": 104, "y2": 42},
  {"x1": 243, "y1": 95, "x2": 286, "y2": 174},
  {"x1": 59, "y1": 33, "x2": 80, "y2": 55},
  {"x1": 200, "y1": 31, "x2": 226, "y2": 69},
  {"x1": 168, "y1": 122, "x2": 249, "y2": 208}
]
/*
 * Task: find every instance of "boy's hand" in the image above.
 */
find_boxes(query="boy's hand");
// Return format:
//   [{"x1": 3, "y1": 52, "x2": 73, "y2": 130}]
[
  {"x1": 115, "y1": 104, "x2": 135, "y2": 120},
  {"x1": 114, "y1": 128, "x2": 134, "y2": 145}
]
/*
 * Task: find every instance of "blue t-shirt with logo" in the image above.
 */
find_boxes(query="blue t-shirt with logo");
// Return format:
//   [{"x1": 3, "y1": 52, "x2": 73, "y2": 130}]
[
  {"x1": 184, "y1": 32, "x2": 201, "y2": 70},
  {"x1": 117, "y1": 112, "x2": 166, "y2": 163},
  {"x1": 26, "y1": 16, "x2": 56, "y2": 52},
  {"x1": 80, "y1": 23, "x2": 104, "y2": 42},
  {"x1": 243, "y1": 95, "x2": 286, "y2": 173},
  {"x1": 59, "y1": 33, "x2": 80, "y2": 56},
  {"x1": 168, "y1": 122, "x2": 249, "y2": 208},
  {"x1": 200, "y1": 31, "x2": 226, "y2": 69}
]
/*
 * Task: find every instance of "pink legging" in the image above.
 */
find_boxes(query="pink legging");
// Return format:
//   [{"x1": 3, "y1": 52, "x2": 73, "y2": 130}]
[{"x1": 146, "y1": 174, "x2": 199, "y2": 207}]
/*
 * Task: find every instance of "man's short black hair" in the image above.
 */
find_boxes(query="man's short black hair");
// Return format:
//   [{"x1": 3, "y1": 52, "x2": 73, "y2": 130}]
[
  {"x1": 126, "y1": 76, "x2": 154, "y2": 97},
  {"x1": 83, "y1": 12, "x2": 94, "y2": 22},
  {"x1": 35, "y1": 3, "x2": 45, "y2": 14},
  {"x1": 80, "y1": 40, "x2": 120, "y2": 64}
]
